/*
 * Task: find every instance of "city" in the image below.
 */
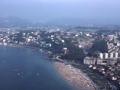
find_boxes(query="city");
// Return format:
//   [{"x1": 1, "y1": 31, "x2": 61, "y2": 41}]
[
  {"x1": 0, "y1": 25, "x2": 120, "y2": 90},
  {"x1": 0, "y1": 0, "x2": 120, "y2": 90}
]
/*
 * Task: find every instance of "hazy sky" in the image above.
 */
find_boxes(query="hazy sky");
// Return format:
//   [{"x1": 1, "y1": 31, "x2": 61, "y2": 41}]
[{"x1": 0, "y1": 0, "x2": 120, "y2": 24}]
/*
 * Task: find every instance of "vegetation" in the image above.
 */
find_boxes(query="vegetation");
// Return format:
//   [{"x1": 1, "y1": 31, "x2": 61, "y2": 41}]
[
  {"x1": 61, "y1": 47, "x2": 85, "y2": 61},
  {"x1": 91, "y1": 40, "x2": 108, "y2": 53},
  {"x1": 61, "y1": 39, "x2": 85, "y2": 62},
  {"x1": 10, "y1": 31, "x2": 85, "y2": 62}
]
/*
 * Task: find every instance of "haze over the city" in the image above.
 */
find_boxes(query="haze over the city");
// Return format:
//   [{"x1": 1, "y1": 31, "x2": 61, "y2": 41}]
[{"x1": 0, "y1": 0, "x2": 120, "y2": 25}]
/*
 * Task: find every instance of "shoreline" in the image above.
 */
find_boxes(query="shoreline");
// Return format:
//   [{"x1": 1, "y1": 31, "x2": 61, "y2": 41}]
[
  {"x1": 54, "y1": 61, "x2": 96, "y2": 90},
  {"x1": 0, "y1": 44, "x2": 39, "y2": 50},
  {"x1": 0, "y1": 44, "x2": 51, "y2": 54},
  {"x1": 0, "y1": 44, "x2": 95, "y2": 90}
]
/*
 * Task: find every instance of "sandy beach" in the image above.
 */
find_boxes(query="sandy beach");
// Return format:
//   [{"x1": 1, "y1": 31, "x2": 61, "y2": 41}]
[{"x1": 55, "y1": 61, "x2": 95, "y2": 90}]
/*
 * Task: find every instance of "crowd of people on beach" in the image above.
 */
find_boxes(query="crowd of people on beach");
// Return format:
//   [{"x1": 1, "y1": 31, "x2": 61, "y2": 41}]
[{"x1": 55, "y1": 62, "x2": 95, "y2": 90}]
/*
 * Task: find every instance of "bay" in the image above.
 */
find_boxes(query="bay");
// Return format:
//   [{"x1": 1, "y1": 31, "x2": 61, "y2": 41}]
[{"x1": 0, "y1": 46, "x2": 75, "y2": 90}]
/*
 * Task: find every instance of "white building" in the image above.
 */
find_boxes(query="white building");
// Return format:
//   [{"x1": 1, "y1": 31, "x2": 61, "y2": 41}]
[
  {"x1": 97, "y1": 59, "x2": 108, "y2": 65},
  {"x1": 110, "y1": 53, "x2": 113, "y2": 58},
  {"x1": 63, "y1": 47, "x2": 67, "y2": 50},
  {"x1": 114, "y1": 53, "x2": 118, "y2": 58},
  {"x1": 61, "y1": 40, "x2": 65, "y2": 43},
  {"x1": 84, "y1": 57, "x2": 96, "y2": 65},
  {"x1": 104, "y1": 53, "x2": 108, "y2": 59},
  {"x1": 99, "y1": 53, "x2": 103, "y2": 59},
  {"x1": 99, "y1": 52, "x2": 119, "y2": 59}
]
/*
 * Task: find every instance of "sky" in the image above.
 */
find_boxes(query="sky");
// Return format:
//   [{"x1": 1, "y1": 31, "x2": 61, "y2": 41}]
[{"x1": 0, "y1": 0, "x2": 120, "y2": 24}]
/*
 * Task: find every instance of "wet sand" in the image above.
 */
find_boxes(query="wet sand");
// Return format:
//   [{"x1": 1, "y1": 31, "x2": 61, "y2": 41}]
[{"x1": 55, "y1": 61, "x2": 95, "y2": 90}]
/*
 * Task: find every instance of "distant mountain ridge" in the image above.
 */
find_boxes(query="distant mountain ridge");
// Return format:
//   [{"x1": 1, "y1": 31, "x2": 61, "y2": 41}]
[
  {"x1": 0, "y1": 17, "x2": 31, "y2": 27},
  {"x1": 49, "y1": 18, "x2": 120, "y2": 26}
]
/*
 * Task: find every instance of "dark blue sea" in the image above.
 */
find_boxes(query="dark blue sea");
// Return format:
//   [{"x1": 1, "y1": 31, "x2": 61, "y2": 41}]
[{"x1": 0, "y1": 46, "x2": 74, "y2": 90}]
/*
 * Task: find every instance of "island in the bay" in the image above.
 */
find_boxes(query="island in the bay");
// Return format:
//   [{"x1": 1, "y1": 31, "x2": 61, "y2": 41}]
[{"x1": 0, "y1": 20, "x2": 120, "y2": 90}]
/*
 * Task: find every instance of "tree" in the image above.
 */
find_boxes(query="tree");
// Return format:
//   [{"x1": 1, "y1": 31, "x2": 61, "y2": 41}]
[
  {"x1": 91, "y1": 40, "x2": 108, "y2": 53},
  {"x1": 61, "y1": 41, "x2": 85, "y2": 62}
]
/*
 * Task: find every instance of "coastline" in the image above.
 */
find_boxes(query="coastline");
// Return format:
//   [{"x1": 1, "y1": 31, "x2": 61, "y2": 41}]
[
  {"x1": 54, "y1": 61, "x2": 95, "y2": 90},
  {"x1": 0, "y1": 44, "x2": 95, "y2": 90},
  {"x1": 0, "y1": 44, "x2": 39, "y2": 50},
  {"x1": 0, "y1": 44, "x2": 51, "y2": 54}
]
